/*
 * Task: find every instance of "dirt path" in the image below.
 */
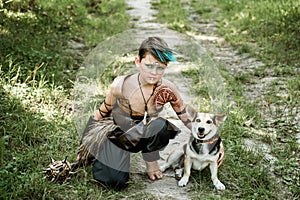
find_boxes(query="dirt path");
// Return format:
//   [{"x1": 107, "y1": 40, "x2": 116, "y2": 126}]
[
  {"x1": 125, "y1": 0, "x2": 232, "y2": 199},
  {"x1": 125, "y1": 1, "x2": 195, "y2": 199},
  {"x1": 124, "y1": 0, "x2": 296, "y2": 199}
]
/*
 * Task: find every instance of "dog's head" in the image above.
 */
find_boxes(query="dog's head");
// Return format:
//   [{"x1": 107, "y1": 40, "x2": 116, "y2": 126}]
[{"x1": 186, "y1": 105, "x2": 227, "y2": 140}]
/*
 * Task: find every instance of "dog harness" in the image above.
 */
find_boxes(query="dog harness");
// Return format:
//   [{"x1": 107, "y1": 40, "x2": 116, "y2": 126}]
[{"x1": 190, "y1": 134, "x2": 222, "y2": 155}]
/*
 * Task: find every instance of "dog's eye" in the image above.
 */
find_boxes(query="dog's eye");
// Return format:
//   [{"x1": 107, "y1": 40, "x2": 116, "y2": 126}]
[
  {"x1": 195, "y1": 119, "x2": 201, "y2": 123},
  {"x1": 206, "y1": 120, "x2": 212, "y2": 124}
]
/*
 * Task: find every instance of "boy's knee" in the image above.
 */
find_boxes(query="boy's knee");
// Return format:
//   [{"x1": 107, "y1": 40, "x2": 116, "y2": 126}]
[{"x1": 92, "y1": 160, "x2": 129, "y2": 190}]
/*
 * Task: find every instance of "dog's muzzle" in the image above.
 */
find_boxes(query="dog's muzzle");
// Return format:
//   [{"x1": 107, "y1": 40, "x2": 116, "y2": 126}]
[{"x1": 197, "y1": 127, "x2": 205, "y2": 138}]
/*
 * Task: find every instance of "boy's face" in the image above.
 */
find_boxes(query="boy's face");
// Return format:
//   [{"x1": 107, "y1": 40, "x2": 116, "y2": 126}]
[{"x1": 135, "y1": 53, "x2": 167, "y2": 85}]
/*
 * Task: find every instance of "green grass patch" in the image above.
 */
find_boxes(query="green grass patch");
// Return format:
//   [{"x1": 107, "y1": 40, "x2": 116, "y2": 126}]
[
  {"x1": 172, "y1": 0, "x2": 300, "y2": 197},
  {"x1": 151, "y1": 0, "x2": 191, "y2": 32},
  {"x1": 0, "y1": 0, "x2": 131, "y2": 199},
  {"x1": 190, "y1": 0, "x2": 300, "y2": 69},
  {"x1": 177, "y1": 51, "x2": 288, "y2": 198},
  {"x1": 0, "y1": 0, "x2": 129, "y2": 86},
  {"x1": 181, "y1": 67, "x2": 296, "y2": 199}
]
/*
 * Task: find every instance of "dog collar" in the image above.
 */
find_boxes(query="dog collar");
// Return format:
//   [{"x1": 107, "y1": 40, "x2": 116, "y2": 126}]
[
  {"x1": 191, "y1": 135, "x2": 222, "y2": 155},
  {"x1": 195, "y1": 134, "x2": 220, "y2": 144}
]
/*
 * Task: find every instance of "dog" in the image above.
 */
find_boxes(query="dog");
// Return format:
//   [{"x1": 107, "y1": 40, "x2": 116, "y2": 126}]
[{"x1": 160, "y1": 105, "x2": 226, "y2": 190}]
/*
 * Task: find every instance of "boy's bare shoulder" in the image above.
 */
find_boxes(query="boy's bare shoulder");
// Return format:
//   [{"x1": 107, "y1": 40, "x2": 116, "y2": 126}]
[{"x1": 110, "y1": 75, "x2": 129, "y2": 97}]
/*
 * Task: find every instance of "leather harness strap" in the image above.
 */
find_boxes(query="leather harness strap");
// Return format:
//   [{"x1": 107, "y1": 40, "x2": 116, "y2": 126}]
[{"x1": 190, "y1": 135, "x2": 221, "y2": 155}]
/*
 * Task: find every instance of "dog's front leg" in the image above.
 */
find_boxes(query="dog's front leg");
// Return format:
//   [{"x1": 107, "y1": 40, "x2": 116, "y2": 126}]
[
  {"x1": 178, "y1": 155, "x2": 192, "y2": 187},
  {"x1": 209, "y1": 162, "x2": 225, "y2": 190}
]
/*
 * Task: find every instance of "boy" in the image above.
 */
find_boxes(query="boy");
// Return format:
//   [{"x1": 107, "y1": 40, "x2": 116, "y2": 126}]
[{"x1": 78, "y1": 37, "x2": 191, "y2": 190}]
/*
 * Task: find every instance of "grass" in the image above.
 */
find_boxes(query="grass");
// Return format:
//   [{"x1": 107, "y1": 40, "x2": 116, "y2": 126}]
[
  {"x1": 1, "y1": 0, "x2": 299, "y2": 199},
  {"x1": 0, "y1": 0, "x2": 129, "y2": 86},
  {"x1": 0, "y1": 0, "x2": 132, "y2": 199},
  {"x1": 152, "y1": 0, "x2": 299, "y2": 199},
  {"x1": 151, "y1": 0, "x2": 191, "y2": 33},
  {"x1": 195, "y1": 0, "x2": 300, "y2": 68}
]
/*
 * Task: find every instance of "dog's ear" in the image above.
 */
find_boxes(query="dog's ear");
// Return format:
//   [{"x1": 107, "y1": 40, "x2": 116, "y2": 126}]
[
  {"x1": 214, "y1": 114, "x2": 227, "y2": 126},
  {"x1": 186, "y1": 104, "x2": 197, "y2": 120}
]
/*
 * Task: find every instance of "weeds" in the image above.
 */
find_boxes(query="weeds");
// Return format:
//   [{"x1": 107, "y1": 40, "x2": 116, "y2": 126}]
[
  {"x1": 151, "y1": 0, "x2": 191, "y2": 33},
  {"x1": 0, "y1": 0, "x2": 130, "y2": 199},
  {"x1": 152, "y1": 0, "x2": 300, "y2": 199},
  {"x1": 0, "y1": 0, "x2": 129, "y2": 86},
  {"x1": 1, "y1": 0, "x2": 299, "y2": 199}
]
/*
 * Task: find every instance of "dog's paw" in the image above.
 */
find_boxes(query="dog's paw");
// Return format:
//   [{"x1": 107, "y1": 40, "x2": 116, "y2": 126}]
[
  {"x1": 214, "y1": 181, "x2": 225, "y2": 190},
  {"x1": 175, "y1": 168, "x2": 183, "y2": 180},
  {"x1": 178, "y1": 176, "x2": 189, "y2": 187}
]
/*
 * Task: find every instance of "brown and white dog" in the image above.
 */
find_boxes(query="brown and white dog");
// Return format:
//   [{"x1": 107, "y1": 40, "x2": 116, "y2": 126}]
[{"x1": 160, "y1": 106, "x2": 226, "y2": 190}]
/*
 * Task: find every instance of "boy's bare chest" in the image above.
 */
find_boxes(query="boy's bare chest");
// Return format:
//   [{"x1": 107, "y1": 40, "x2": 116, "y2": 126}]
[{"x1": 122, "y1": 80, "x2": 156, "y2": 113}]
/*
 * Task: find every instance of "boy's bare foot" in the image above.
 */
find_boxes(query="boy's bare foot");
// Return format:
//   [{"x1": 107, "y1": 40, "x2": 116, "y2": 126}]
[{"x1": 146, "y1": 161, "x2": 163, "y2": 180}]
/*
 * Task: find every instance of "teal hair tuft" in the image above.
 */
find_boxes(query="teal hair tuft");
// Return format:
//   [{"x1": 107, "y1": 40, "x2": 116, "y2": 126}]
[
  {"x1": 154, "y1": 48, "x2": 176, "y2": 63},
  {"x1": 154, "y1": 48, "x2": 166, "y2": 63},
  {"x1": 163, "y1": 51, "x2": 176, "y2": 62}
]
